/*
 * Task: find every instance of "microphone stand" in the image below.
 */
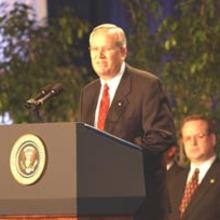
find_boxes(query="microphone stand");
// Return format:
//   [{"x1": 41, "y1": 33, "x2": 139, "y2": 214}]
[
  {"x1": 25, "y1": 82, "x2": 63, "y2": 123},
  {"x1": 31, "y1": 104, "x2": 43, "y2": 123},
  {"x1": 25, "y1": 101, "x2": 44, "y2": 123}
]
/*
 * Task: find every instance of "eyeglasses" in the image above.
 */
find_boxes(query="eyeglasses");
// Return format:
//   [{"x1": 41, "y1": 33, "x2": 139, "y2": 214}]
[
  {"x1": 89, "y1": 46, "x2": 120, "y2": 53},
  {"x1": 182, "y1": 132, "x2": 210, "y2": 143}
]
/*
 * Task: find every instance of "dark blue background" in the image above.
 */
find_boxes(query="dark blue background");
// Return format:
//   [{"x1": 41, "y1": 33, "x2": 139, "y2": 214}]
[{"x1": 47, "y1": 0, "x2": 175, "y2": 30}]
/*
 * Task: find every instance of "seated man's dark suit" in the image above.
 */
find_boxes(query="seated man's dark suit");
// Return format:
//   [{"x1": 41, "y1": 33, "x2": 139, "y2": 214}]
[
  {"x1": 79, "y1": 63, "x2": 176, "y2": 220},
  {"x1": 167, "y1": 161, "x2": 184, "y2": 180},
  {"x1": 169, "y1": 158, "x2": 220, "y2": 220}
]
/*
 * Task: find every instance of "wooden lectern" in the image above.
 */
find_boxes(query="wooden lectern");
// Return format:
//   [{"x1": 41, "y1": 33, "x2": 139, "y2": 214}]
[{"x1": 0, "y1": 122, "x2": 146, "y2": 220}]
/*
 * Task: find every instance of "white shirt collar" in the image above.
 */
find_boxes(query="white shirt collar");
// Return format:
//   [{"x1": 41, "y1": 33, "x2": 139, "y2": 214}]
[
  {"x1": 166, "y1": 160, "x2": 174, "y2": 171},
  {"x1": 188, "y1": 155, "x2": 216, "y2": 184},
  {"x1": 100, "y1": 62, "x2": 125, "y2": 85},
  {"x1": 94, "y1": 62, "x2": 125, "y2": 128},
  {"x1": 100, "y1": 62, "x2": 125, "y2": 104}
]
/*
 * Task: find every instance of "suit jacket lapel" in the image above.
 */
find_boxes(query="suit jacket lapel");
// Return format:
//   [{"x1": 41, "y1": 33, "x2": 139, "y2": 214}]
[
  {"x1": 84, "y1": 68, "x2": 131, "y2": 127},
  {"x1": 87, "y1": 82, "x2": 100, "y2": 125},
  {"x1": 172, "y1": 169, "x2": 188, "y2": 217},
  {"x1": 177, "y1": 169, "x2": 189, "y2": 201},
  {"x1": 183, "y1": 159, "x2": 220, "y2": 218},
  {"x1": 107, "y1": 66, "x2": 131, "y2": 123}
]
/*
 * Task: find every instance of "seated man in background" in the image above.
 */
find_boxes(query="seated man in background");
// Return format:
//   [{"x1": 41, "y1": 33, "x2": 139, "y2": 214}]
[{"x1": 169, "y1": 114, "x2": 220, "y2": 220}]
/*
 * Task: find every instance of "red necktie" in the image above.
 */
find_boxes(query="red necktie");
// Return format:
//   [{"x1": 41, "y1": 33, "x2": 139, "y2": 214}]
[
  {"x1": 179, "y1": 168, "x2": 200, "y2": 218},
  {"x1": 97, "y1": 84, "x2": 110, "y2": 130}
]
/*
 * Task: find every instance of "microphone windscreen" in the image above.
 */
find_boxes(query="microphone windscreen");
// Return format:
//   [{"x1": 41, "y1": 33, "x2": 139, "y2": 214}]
[
  {"x1": 51, "y1": 83, "x2": 64, "y2": 94},
  {"x1": 35, "y1": 84, "x2": 53, "y2": 99}
]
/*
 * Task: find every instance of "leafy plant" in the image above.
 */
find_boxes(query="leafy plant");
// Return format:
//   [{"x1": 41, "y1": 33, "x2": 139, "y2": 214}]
[
  {"x1": 0, "y1": 3, "x2": 90, "y2": 123},
  {"x1": 158, "y1": 0, "x2": 220, "y2": 126},
  {"x1": 123, "y1": 0, "x2": 220, "y2": 162}
]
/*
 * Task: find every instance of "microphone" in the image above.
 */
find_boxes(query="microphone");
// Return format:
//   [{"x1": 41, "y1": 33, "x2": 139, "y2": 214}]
[
  {"x1": 34, "y1": 83, "x2": 64, "y2": 106},
  {"x1": 25, "y1": 84, "x2": 53, "y2": 107},
  {"x1": 25, "y1": 83, "x2": 63, "y2": 108}
]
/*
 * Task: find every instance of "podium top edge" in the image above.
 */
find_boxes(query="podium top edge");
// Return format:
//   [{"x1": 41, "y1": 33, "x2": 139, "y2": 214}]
[
  {"x1": 82, "y1": 123, "x2": 142, "y2": 151},
  {"x1": 0, "y1": 122, "x2": 142, "y2": 152}
]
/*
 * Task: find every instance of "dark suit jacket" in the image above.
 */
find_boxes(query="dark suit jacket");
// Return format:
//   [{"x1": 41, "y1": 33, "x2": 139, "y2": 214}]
[
  {"x1": 79, "y1": 63, "x2": 176, "y2": 220},
  {"x1": 169, "y1": 158, "x2": 220, "y2": 220},
  {"x1": 167, "y1": 161, "x2": 184, "y2": 181}
]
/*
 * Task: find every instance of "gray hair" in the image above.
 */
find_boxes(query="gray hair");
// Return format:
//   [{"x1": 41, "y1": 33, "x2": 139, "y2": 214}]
[{"x1": 89, "y1": 23, "x2": 127, "y2": 48}]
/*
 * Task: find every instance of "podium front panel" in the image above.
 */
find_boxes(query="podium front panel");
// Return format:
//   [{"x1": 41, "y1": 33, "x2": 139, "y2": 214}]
[
  {"x1": 76, "y1": 124, "x2": 145, "y2": 216},
  {"x1": 0, "y1": 123, "x2": 77, "y2": 216},
  {"x1": 0, "y1": 122, "x2": 145, "y2": 217}
]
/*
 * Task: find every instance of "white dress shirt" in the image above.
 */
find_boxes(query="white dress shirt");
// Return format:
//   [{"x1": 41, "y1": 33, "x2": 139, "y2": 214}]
[
  {"x1": 94, "y1": 62, "x2": 125, "y2": 128},
  {"x1": 187, "y1": 155, "x2": 216, "y2": 184}
]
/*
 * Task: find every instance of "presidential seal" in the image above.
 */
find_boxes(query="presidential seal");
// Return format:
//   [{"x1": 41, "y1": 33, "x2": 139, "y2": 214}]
[{"x1": 10, "y1": 134, "x2": 47, "y2": 185}]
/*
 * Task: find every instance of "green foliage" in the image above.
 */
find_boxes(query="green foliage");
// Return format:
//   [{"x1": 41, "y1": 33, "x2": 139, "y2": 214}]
[
  {"x1": 159, "y1": 0, "x2": 220, "y2": 128},
  {"x1": 1, "y1": 1, "x2": 220, "y2": 152},
  {"x1": 122, "y1": 0, "x2": 163, "y2": 74},
  {"x1": 123, "y1": 0, "x2": 220, "y2": 131},
  {"x1": 0, "y1": 3, "x2": 90, "y2": 123},
  {"x1": 123, "y1": 0, "x2": 220, "y2": 161}
]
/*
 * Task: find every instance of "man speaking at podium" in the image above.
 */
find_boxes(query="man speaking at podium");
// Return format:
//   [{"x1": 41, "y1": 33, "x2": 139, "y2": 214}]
[{"x1": 79, "y1": 23, "x2": 176, "y2": 220}]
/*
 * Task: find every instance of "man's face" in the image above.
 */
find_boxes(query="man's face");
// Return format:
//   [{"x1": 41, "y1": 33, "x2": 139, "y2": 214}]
[
  {"x1": 181, "y1": 119, "x2": 216, "y2": 164},
  {"x1": 89, "y1": 29, "x2": 127, "y2": 80}
]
